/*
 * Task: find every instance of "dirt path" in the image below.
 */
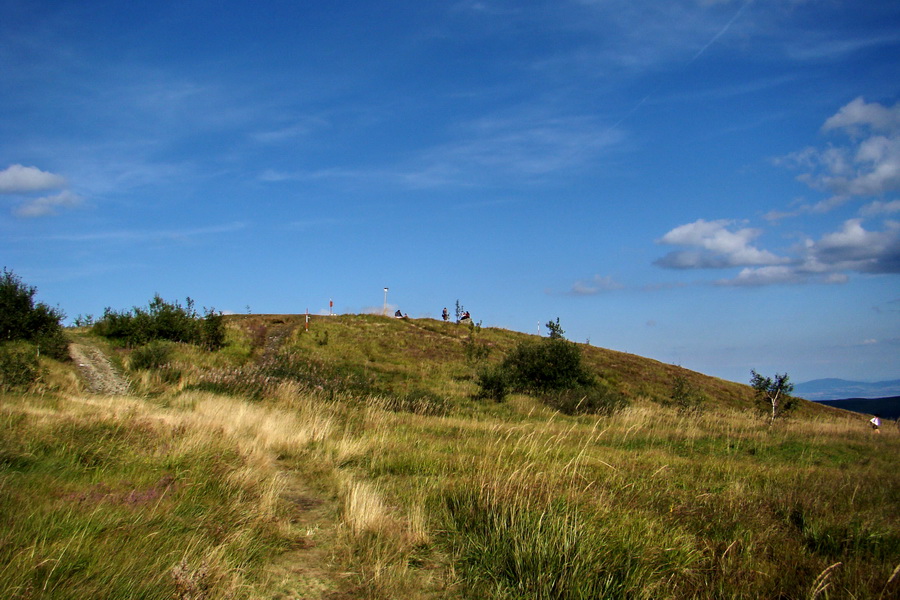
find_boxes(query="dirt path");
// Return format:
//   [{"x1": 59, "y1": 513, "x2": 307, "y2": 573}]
[
  {"x1": 69, "y1": 343, "x2": 131, "y2": 396},
  {"x1": 263, "y1": 466, "x2": 357, "y2": 599}
]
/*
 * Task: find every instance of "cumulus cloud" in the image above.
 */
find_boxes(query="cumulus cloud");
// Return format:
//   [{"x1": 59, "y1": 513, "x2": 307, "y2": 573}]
[
  {"x1": 570, "y1": 274, "x2": 624, "y2": 295},
  {"x1": 0, "y1": 164, "x2": 67, "y2": 193},
  {"x1": 655, "y1": 216, "x2": 900, "y2": 286},
  {"x1": 778, "y1": 98, "x2": 900, "y2": 210},
  {"x1": 715, "y1": 219, "x2": 900, "y2": 285},
  {"x1": 801, "y1": 219, "x2": 900, "y2": 275},
  {"x1": 0, "y1": 163, "x2": 81, "y2": 218},
  {"x1": 822, "y1": 96, "x2": 900, "y2": 134},
  {"x1": 14, "y1": 190, "x2": 82, "y2": 218},
  {"x1": 654, "y1": 219, "x2": 786, "y2": 269}
]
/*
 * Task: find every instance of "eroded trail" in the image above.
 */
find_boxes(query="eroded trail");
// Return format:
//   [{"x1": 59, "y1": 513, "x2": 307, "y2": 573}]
[{"x1": 69, "y1": 342, "x2": 131, "y2": 395}]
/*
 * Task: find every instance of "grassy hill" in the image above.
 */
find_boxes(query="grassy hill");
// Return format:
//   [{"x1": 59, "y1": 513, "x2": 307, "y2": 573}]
[
  {"x1": 1, "y1": 313, "x2": 897, "y2": 599},
  {"x1": 211, "y1": 314, "x2": 831, "y2": 415}
]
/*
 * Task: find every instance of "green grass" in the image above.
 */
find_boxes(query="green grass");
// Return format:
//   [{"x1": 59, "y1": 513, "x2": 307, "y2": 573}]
[
  {"x1": 0, "y1": 314, "x2": 895, "y2": 599},
  {"x1": 0, "y1": 394, "x2": 302, "y2": 599}
]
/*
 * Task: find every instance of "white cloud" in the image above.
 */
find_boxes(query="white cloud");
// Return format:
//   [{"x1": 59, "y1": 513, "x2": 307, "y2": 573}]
[
  {"x1": 654, "y1": 218, "x2": 786, "y2": 269},
  {"x1": 14, "y1": 190, "x2": 82, "y2": 218},
  {"x1": 861, "y1": 200, "x2": 900, "y2": 216},
  {"x1": 779, "y1": 98, "x2": 900, "y2": 209},
  {"x1": 656, "y1": 216, "x2": 900, "y2": 286},
  {"x1": 0, "y1": 164, "x2": 67, "y2": 193},
  {"x1": 717, "y1": 265, "x2": 799, "y2": 287},
  {"x1": 822, "y1": 97, "x2": 900, "y2": 134},
  {"x1": 570, "y1": 274, "x2": 624, "y2": 295},
  {"x1": 801, "y1": 218, "x2": 900, "y2": 275}
]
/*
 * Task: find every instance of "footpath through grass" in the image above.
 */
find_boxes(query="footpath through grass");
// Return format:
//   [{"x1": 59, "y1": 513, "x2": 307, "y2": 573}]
[{"x1": 1, "y1": 315, "x2": 897, "y2": 599}]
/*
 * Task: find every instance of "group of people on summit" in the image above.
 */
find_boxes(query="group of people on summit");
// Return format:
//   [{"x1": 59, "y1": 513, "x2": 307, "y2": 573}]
[
  {"x1": 394, "y1": 306, "x2": 471, "y2": 323},
  {"x1": 441, "y1": 307, "x2": 470, "y2": 323}
]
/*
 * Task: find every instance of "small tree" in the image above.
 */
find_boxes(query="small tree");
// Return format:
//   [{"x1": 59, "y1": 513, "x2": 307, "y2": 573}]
[
  {"x1": 669, "y1": 373, "x2": 703, "y2": 414},
  {"x1": 750, "y1": 369, "x2": 795, "y2": 424},
  {"x1": 545, "y1": 317, "x2": 565, "y2": 340}
]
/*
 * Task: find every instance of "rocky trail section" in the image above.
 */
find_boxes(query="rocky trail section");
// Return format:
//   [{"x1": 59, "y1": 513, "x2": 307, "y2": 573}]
[{"x1": 69, "y1": 343, "x2": 131, "y2": 396}]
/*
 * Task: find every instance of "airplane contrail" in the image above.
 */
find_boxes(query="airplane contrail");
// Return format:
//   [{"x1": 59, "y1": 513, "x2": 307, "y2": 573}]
[
  {"x1": 690, "y1": 0, "x2": 752, "y2": 64},
  {"x1": 606, "y1": 0, "x2": 753, "y2": 134}
]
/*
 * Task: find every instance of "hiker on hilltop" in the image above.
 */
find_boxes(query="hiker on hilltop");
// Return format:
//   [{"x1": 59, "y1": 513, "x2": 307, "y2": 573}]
[
  {"x1": 395, "y1": 309, "x2": 403, "y2": 318},
  {"x1": 442, "y1": 307, "x2": 449, "y2": 321}
]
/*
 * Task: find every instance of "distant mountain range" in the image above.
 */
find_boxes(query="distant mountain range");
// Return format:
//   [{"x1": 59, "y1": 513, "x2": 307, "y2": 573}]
[
  {"x1": 793, "y1": 378, "x2": 900, "y2": 401},
  {"x1": 793, "y1": 379, "x2": 900, "y2": 420},
  {"x1": 815, "y1": 397, "x2": 900, "y2": 420}
]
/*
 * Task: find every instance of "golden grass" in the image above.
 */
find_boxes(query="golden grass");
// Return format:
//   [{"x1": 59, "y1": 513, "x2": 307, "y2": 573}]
[{"x1": 10, "y1": 320, "x2": 892, "y2": 599}]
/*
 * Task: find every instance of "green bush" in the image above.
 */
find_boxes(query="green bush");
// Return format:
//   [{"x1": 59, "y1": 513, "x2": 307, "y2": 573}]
[
  {"x1": 0, "y1": 268, "x2": 68, "y2": 360},
  {"x1": 475, "y1": 366, "x2": 509, "y2": 402},
  {"x1": 129, "y1": 341, "x2": 174, "y2": 371},
  {"x1": 0, "y1": 342, "x2": 41, "y2": 391},
  {"x1": 668, "y1": 374, "x2": 704, "y2": 414},
  {"x1": 500, "y1": 338, "x2": 593, "y2": 393},
  {"x1": 93, "y1": 295, "x2": 226, "y2": 351},
  {"x1": 542, "y1": 384, "x2": 629, "y2": 416},
  {"x1": 199, "y1": 309, "x2": 226, "y2": 351},
  {"x1": 463, "y1": 333, "x2": 491, "y2": 364}
]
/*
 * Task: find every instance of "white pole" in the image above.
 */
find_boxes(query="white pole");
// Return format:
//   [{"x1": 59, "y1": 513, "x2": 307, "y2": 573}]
[{"x1": 383, "y1": 287, "x2": 389, "y2": 316}]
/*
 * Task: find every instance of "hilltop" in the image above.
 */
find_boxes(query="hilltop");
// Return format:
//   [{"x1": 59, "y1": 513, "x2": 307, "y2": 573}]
[
  {"x1": 2, "y1": 311, "x2": 896, "y2": 600},
  {"x1": 218, "y1": 313, "x2": 828, "y2": 415}
]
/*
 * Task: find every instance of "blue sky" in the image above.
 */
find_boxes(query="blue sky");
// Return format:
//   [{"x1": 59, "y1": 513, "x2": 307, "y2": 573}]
[{"x1": 2, "y1": 0, "x2": 899, "y2": 384}]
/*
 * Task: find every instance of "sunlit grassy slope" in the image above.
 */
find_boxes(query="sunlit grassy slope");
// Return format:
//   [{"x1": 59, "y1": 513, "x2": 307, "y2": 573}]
[
  {"x1": 222, "y1": 313, "x2": 842, "y2": 416},
  {"x1": 2, "y1": 313, "x2": 896, "y2": 600}
]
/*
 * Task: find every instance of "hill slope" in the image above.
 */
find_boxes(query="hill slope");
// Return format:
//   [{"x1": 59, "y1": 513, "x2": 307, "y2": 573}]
[
  {"x1": 4, "y1": 312, "x2": 894, "y2": 600},
  {"x1": 222, "y1": 313, "x2": 832, "y2": 418}
]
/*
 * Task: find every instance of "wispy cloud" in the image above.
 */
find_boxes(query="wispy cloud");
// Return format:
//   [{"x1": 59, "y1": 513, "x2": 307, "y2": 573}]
[
  {"x1": 14, "y1": 190, "x2": 83, "y2": 218},
  {"x1": 46, "y1": 222, "x2": 247, "y2": 244},
  {"x1": 258, "y1": 109, "x2": 627, "y2": 190},
  {"x1": 570, "y1": 274, "x2": 624, "y2": 295}
]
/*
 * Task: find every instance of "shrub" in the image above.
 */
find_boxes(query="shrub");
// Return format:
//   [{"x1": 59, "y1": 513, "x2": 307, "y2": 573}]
[
  {"x1": 0, "y1": 342, "x2": 41, "y2": 390},
  {"x1": 669, "y1": 374, "x2": 704, "y2": 414},
  {"x1": 463, "y1": 334, "x2": 491, "y2": 364},
  {"x1": 0, "y1": 268, "x2": 68, "y2": 360},
  {"x1": 129, "y1": 341, "x2": 174, "y2": 371},
  {"x1": 475, "y1": 366, "x2": 509, "y2": 402},
  {"x1": 501, "y1": 338, "x2": 593, "y2": 393},
  {"x1": 542, "y1": 384, "x2": 629, "y2": 416},
  {"x1": 199, "y1": 309, "x2": 226, "y2": 351},
  {"x1": 93, "y1": 295, "x2": 226, "y2": 351}
]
